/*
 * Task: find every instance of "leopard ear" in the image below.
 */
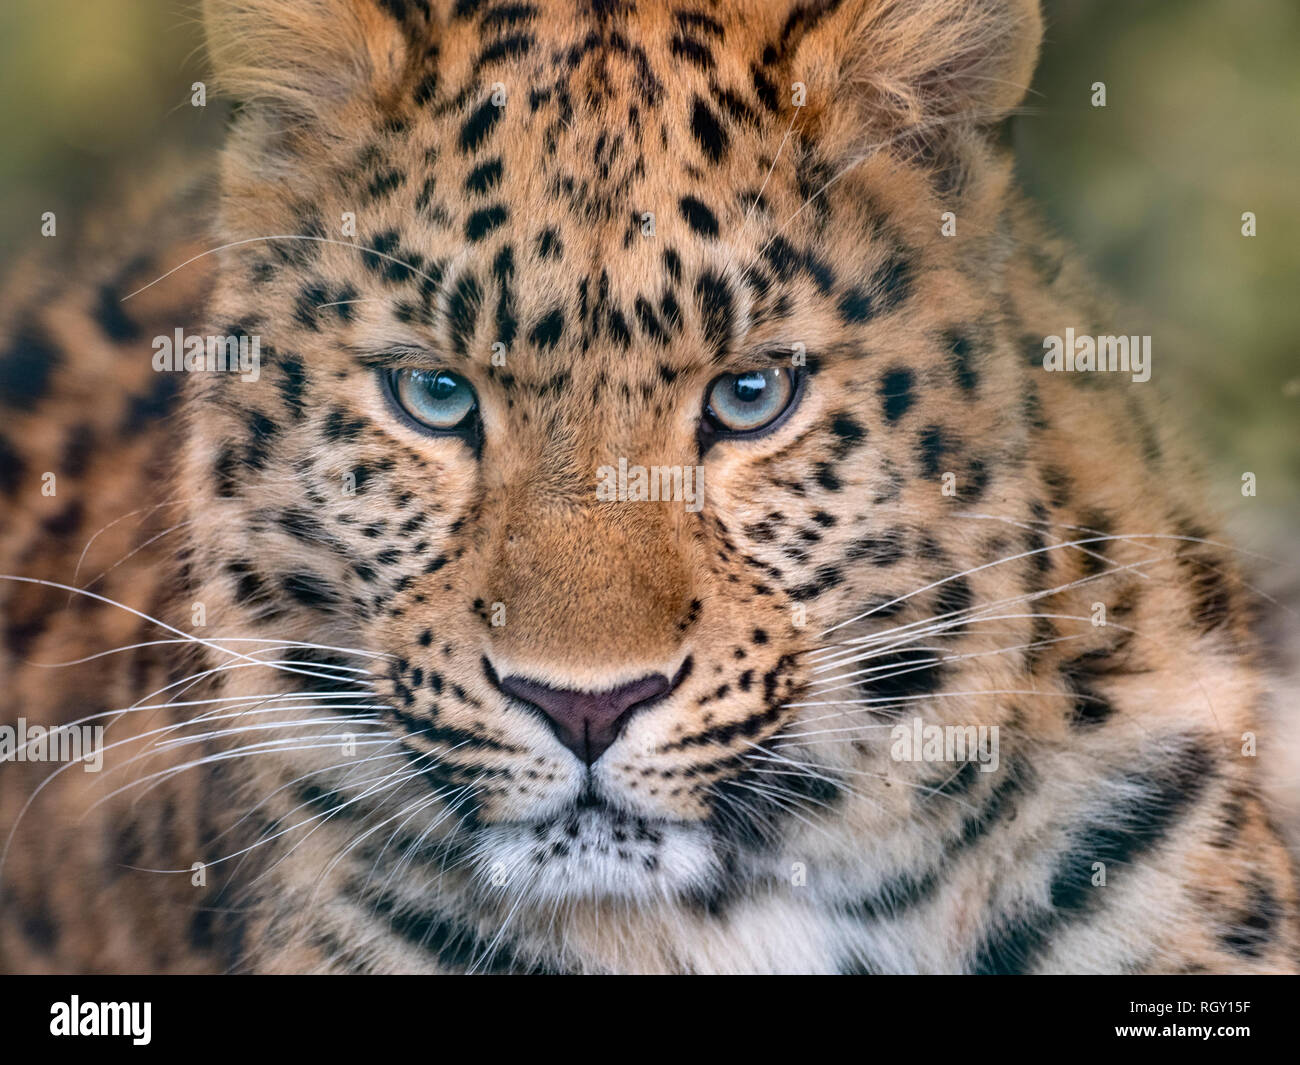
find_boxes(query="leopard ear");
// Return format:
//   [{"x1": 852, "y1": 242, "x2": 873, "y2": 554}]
[
  {"x1": 781, "y1": 0, "x2": 1042, "y2": 147},
  {"x1": 202, "y1": 0, "x2": 426, "y2": 122}
]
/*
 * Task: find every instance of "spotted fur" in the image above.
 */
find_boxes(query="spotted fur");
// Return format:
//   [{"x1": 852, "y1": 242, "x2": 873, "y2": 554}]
[{"x1": 1, "y1": 0, "x2": 1296, "y2": 974}]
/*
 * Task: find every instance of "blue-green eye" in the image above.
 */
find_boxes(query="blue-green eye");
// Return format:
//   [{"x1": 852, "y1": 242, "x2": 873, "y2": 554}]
[
  {"x1": 387, "y1": 368, "x2": 478, "y2": 432},
  {"x1": 704, "y1": 367, "x2": 799, "y2": 435}
]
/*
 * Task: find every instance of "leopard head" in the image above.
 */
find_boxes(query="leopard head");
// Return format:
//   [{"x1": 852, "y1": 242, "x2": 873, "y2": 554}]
[{"x1": 188, "y1": 0, "x2": 1043, "y2": 909}]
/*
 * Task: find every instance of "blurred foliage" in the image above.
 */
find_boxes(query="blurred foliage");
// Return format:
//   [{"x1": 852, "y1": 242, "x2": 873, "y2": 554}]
[
  {"x1": 1, "y1": 0, "x2": 1295, "y2": 540},
  {"x1": 1017, "y1": 0, "x2": 1300, "y2": 549},
  {"x1": 0, "y1": 2, "x2": 213, "y2": 229}
]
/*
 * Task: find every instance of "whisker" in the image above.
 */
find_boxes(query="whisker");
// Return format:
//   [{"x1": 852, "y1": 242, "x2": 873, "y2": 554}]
[
  {"x1": 120, "y1": 234, "x2": 442, "y2": 301},
  {"x1": 80, "y1": 519, "x2": 195, "y2": 590},
  {"x1": 69, "y1": 494, "x2": 199, "y2": 591}
]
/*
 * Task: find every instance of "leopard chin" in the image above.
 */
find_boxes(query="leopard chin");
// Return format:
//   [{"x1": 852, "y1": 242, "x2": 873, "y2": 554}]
[{"x1": 469, "y1": 801, "x2": 720, "y2": 905}]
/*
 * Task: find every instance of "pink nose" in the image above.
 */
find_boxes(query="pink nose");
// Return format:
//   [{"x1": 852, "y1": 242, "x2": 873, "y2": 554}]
[{"x1": 495, "y1": 670, "x2": 676, "y2": 765}]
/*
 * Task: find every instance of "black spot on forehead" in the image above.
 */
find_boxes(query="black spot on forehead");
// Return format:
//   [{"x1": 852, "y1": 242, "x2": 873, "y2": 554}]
[
  {"x1": 675, "y1": 10, "x2": 724, "y2": 37},
  {"x1": 492, "y1": 244, "x2": 518, "y2": 349},
  {"x1": 750, "y1": 63, "x2": 779, "y2": 112},
  {"x1": 636, "y1": 297, "x2": 670, "y2": 345},
  {"x1": 413, "y1": 69, "x2": 439, "y2": 106},
  {"x1": 465, "y1": 204, "x2": 509, "y2": 241},
  {"x1": 459, "y1": 97, "x2": 504, "y2": 153},
  {"x1": 694, "y1": 271, "x2": 734, "y2": 358},
  {"x1": 361, "y1": 229, "x2": 420, "y2": 284},
  {"x1": 836, "y1": 286, "x2": 874, "y2": 324},
  {"x1": 870, "y1": 251, "x2": 914, "y2": 314},
  {"x1": 690, "y1": 95, "x2": 728, "y2": 163},
  {"x1": 479, "y1": 4, "x2": 539, "y2": 30},
  {"x1": 605, "y1": 305, "x2": 632, "y2": 349},
  {"x1": 714, "y1": 86, "x2": 757, "y2": 127},
  {"x1": 366, "y1": 167, "x2": 403, "y2": 200},
  {"x1": 795, "y1": 149, "x2": 836, "y2": 229},
  {"x1": 679, "y1": 196, "x2": 720, "y2": 238},
  {"x1": 535, "y1": 227, "x2": 563, "y2": 261},
  {"x1": 465, "y1": 158, "x2": 504, "y2": 193},
  {"x1": 671, "y1": 30, "x2": 715, "y2": 70},
  {"x1": 475, "y1": 30, "x2": 536, "y2": 71},
  {"x1": 528, "y1": 306, "x2": 565, "y2": 350},
  {"x1": 447, "y1": 272, "x2": 484, "y2": 355}
]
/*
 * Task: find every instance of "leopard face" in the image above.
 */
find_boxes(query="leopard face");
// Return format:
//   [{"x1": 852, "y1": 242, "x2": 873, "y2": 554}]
[{"x1": 189, "y1": 0, "x2": 1054, "y2": 910}]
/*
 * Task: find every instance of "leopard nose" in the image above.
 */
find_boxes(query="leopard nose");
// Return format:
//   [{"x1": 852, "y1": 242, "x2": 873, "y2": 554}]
[{"x1": 492, "y1": 665, "x2": 684, "y2": 765}]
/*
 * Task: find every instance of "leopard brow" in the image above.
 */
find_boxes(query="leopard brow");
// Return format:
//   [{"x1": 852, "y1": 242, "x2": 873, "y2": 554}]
[
  {"x1": 350, "y1": 345, "x2": 473, "y2": 370},
  {"x1": 719, "y1": 345, "x2": 813, "y2": 372},
  {"x1": 353, "y1": 344, "x2": 806, "y2": 372}
]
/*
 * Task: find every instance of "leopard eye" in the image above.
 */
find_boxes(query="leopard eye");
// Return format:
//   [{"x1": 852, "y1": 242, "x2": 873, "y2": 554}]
[
  {"x1": 386, "y1": 368, "x2": 478, "y2": 432},
  {"x1": 704, "y1": 367, "x2": 799, "y2": 435}
]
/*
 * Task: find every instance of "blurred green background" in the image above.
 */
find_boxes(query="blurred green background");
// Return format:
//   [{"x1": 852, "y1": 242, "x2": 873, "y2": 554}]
[
  {"x1": 1015, "y1": 0, "x2": 1300, "y2": 562},
  {"x1": 1, "y1": 0, "x2": 1296, "y2": 549}
]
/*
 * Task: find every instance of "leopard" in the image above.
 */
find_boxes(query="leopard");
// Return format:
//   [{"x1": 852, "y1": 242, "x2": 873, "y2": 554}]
[{"x1": 0, "y1": 0, "x2": 1296, "y2": 974}]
